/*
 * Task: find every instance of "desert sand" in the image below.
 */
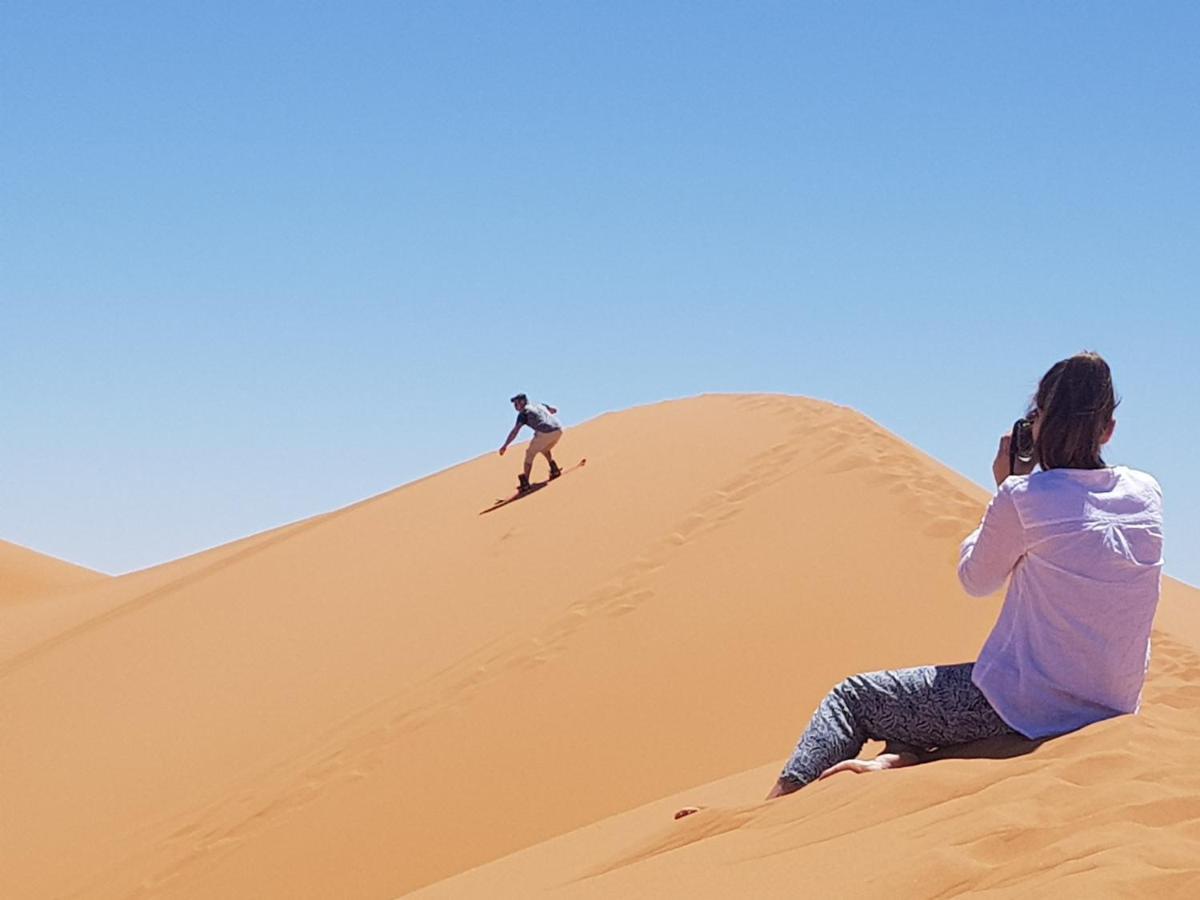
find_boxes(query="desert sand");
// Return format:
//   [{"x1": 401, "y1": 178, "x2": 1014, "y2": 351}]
[
  {"x1": 2, "y1": 395, "x2": 1196, "y2": 899},
  {"x1": 0, "y1": 539, "x2": 107, "y2": 605}
]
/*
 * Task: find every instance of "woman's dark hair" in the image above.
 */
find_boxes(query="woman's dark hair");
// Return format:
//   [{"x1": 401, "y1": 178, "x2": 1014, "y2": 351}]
[{"x1": 1033, "y1": 351, "x2": 1119, "y2": 470}]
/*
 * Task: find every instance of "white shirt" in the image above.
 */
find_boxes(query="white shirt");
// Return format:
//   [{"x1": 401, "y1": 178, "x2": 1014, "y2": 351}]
[{"x1": 959, "y1": 466, "x2": 1164, "y2": 738}]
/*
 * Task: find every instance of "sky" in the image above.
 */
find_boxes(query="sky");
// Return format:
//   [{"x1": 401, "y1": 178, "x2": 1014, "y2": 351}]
[{"x1": 2, "y1": 2, "x2": 1197, "y2": 586}]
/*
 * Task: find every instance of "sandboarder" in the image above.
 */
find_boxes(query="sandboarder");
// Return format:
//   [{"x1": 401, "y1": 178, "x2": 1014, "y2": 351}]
[{"x1": 499, "y1": 393, "x2": 564, "y2": 493}]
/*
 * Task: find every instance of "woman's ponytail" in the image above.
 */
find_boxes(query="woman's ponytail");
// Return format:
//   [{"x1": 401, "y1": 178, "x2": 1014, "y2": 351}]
[{"x1": 1033, "y1": 352, "x2": 1118, "y2": 470}]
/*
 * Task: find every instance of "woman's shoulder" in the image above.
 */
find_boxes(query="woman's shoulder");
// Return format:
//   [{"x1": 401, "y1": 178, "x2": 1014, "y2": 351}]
[
  {"x1": 1019, "y1": 466, "x2": 1161, "y2": 503},
  {"x1": 1114, "y1": 466, "x2": 1163, "y2": 499}
]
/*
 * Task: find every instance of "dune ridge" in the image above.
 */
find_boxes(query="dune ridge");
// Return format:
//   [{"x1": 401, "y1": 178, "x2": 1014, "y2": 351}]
[
  {"x1": 1, "y1": 394, "x2": 1195, "y2": 899},
  {"x1": 0, "y1": 539, "x2": 108, "y2": 606}
]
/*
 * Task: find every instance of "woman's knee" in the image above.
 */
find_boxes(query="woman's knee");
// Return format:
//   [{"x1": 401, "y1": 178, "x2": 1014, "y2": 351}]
[
  {"x1": 827, "y1": 672, "x2": 886, "y2": 721},
  {"x1": 826, "y1": 677, "x2": 857, "y2": 713},
  {"x1": 831, "y1": 673, "x2": 872, "y2": 698}
]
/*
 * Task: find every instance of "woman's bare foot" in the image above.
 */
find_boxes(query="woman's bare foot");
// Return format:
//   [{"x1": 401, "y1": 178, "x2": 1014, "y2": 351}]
[
  {"x1": 817, "y1": 750, "x2": 920, "y2": 780},
  {"x1": 679, "y1": 751, "x2": 920, "y2": 820}
]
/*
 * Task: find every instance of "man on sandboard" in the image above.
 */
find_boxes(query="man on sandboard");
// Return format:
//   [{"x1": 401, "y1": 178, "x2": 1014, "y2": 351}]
[{"x1": 499, "y1": 393, "x2": 564, "y2": 493}]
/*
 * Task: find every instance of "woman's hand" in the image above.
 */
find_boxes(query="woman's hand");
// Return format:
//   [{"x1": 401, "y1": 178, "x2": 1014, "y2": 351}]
[
  {"x1": 818, "y1": 749, "x2": 920, "y2": 780},
  {"x1": 992, "y1": 435, "x2": 1011, "y2": 486}
]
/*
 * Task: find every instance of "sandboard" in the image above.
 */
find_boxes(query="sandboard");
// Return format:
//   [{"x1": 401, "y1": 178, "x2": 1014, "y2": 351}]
[{"x1": 479, "y1": 458, "x2": 587, "y2": 515}]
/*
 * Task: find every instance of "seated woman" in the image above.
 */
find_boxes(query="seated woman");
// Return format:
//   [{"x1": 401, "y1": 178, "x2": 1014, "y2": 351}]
[{"x1": 679, "y1": 351, "x2": 1163, "y2": 817}]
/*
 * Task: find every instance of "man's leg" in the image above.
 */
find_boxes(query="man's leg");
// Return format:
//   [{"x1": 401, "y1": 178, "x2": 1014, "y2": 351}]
[
  {"x1": 521, "y1": 440, "x2": 538, "y2": 489},
  {"x1": 773, "y1": 663, "x2": 1015, "y2": 796},
  {"x1": 543, "y1": 430, "x2": 563, "y2": 477}
]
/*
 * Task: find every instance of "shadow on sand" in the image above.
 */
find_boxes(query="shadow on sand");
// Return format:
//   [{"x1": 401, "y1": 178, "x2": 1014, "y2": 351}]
[
  {"x1": 905, "y1": 732, "x2": 1051, "y2": 764},
  {"x1": 479, "y1": 481, "x2": 549, "y2": 515}
]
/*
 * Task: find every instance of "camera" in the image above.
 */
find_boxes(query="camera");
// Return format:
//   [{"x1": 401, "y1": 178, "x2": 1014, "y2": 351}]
[{"x1": 1008, "y1": 418, "x2": 1036, "y2": 476}]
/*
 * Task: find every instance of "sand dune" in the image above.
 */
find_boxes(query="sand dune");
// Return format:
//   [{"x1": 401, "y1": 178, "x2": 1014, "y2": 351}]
[
  {"x1": 0, "y1": 539, "x2": 107, "y2": 605},
  {"x1": 2, "y1": 395, "x2": 1195, "y2": 899},
  {"x1": 415, "y1": 581, "x2": 1200, "y2": 898}
]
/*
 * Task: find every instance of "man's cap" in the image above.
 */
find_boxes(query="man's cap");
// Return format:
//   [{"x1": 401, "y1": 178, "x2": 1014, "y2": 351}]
[{"x1": 510, "y1": 393, "x2": 527, "y2": 403}]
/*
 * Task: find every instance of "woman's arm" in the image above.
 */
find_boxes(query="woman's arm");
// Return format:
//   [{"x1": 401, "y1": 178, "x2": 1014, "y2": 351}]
[{"x1": 958, "y1": 484, "x2": 1025, "y2": 597}]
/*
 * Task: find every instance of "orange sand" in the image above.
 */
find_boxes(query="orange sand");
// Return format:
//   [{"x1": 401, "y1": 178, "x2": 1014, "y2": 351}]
[
  {"x1": 0, "y1": 539, "x2": 107, "y2": 605},
  {"x1": 1, "y1": 395, "x2": 1196, "y2": 899}
]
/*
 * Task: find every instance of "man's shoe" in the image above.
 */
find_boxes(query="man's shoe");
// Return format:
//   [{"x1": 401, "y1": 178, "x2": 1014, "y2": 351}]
[
  {"x1": 548, "y1": 461, "x2": 562, "y2": 479},
  {"x1": 518, "y1": 474, "x2": 531, "y2": 494}
]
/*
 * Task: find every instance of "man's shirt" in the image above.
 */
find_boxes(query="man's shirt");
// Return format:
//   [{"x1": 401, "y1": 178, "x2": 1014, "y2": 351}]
[{"x1": 515, "y1": 402, "x2": 561, "y2": 433}]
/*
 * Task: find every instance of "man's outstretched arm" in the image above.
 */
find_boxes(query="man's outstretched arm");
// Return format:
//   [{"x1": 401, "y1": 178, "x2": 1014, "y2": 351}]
[{"x1": 499, "y1": 424, "x2": 522, "y2": 455}]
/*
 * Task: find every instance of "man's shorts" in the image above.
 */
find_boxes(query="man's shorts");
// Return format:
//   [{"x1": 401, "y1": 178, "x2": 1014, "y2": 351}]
[{"x1": 525, "y1": 428, "x2": 562, "y2": 465}]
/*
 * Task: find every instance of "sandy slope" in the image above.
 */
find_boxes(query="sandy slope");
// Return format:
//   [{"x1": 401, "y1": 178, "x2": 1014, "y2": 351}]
[
  {"x1": 414, "y1": 578, "x2": 1200, "y2": 899},
  {"x1": 1, "y1": 395, "x2": 1195, "y2": 899},
  {"x1": 0, "y1": 539, "x2": 107, "y2": 605}
]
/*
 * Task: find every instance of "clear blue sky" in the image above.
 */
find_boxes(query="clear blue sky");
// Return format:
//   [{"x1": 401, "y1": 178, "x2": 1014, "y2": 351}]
[{"x1": 3, "y1": 2, "x2": 1197, "y2": 586}]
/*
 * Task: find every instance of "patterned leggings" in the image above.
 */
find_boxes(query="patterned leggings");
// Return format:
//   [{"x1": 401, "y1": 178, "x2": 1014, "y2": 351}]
[{"x1": 781, "y1": 663, "x2": 1017, "y2": 787}]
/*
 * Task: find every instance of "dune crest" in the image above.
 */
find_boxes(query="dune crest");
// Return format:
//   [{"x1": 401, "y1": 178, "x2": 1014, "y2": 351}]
[
  {"x1": 0, "y1": 539, "x2": 107, "y2": 605},
  {"x1": 2, "y1": 395, "x2": 1195, "y2": 899}
]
